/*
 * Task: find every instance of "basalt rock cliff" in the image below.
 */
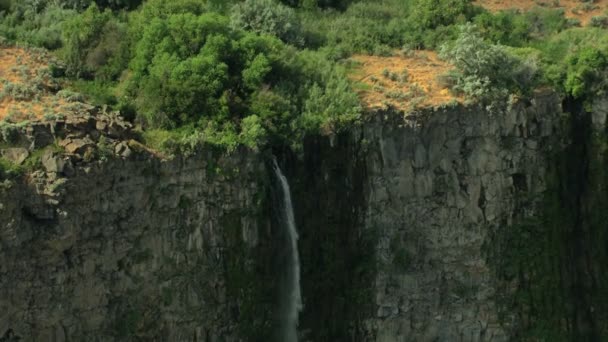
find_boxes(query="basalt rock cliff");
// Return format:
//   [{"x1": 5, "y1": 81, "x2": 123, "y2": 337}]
[{"x1": 1, "y1": 92, "x2": 607, "y2": 341}]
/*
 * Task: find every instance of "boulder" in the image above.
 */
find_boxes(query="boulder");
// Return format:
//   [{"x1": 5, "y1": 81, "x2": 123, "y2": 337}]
[
  {"x1": 114, "y1": 141, "x2": 132, "y2": 159},
  {"x1": 1, "y1": 148, "x2": 29, "y2": 165},
  {"x1": 60, "y1": 137, "x2": 94, "y2": 155},
  {"x1": 41, "y1": 149, "x2": 66, "y2": 173}
]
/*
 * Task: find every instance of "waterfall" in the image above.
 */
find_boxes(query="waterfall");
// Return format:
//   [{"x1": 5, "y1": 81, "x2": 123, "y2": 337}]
[{"x1": 272, "y1": 158, "x2": 303, "y2": 342}]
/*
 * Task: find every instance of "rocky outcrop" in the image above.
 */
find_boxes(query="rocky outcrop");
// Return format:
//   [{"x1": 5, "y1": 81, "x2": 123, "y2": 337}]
[{"x1": 0, "y1": 117, "x2": 273, "y2": 340}]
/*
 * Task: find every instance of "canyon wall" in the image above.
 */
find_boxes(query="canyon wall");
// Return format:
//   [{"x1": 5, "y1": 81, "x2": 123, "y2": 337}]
[
  {"x1": 0, "y1": 119, "x2": 276, "y2": 341},
  {"x1": 2, "y1": 91, "x2": 607, "y2": 341},
  {"x1": 288, "y1": 91, "x2": 562, "y2": 341},
  {"x1": 361, "y1": 92, "x2": 561, "y2": 341}
]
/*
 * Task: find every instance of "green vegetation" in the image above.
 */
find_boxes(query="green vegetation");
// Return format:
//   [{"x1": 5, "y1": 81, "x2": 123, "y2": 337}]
[
  {"x1": 230, "y1": 0, "x2": 303, "y2": 46},
  {"x1": 0, "y1": 156, "x2": 22, "y2": 180},
  {"x1": 439, "y1": 23, "x2": 538, "y2": 110},
  {"x1": 2, "y1": 0, "x2": 607, "y2": 150}
]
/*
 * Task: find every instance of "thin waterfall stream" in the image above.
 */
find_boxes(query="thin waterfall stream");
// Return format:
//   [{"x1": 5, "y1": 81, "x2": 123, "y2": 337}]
[{"x1": 272, "y1": 158, "x2": 303, "y2": 342}]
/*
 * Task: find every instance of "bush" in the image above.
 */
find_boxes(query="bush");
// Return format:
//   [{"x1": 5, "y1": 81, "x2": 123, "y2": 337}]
[
  {"x1": 61, "y1": 4, "x2": 113, "y2": 77},
  {"x1": 129, "y1": 13, "x2": 237, "y2": 126},
  {"x1": 0, "y1": 80, "x2": 41, "y2": 101},
  {"x1": 590, "y1": 15, "x2": 608, "y2": 29},
  {"x1": 230, "y1": 0, "x2": 303, "y2": 46},
  {"x1": 409, "y1": 0, "x2": 474, "y2": 29},
  {"x1": 564, "y1": 47, "x2": 608, "y2": 98},
  {"x1": 85, "y1": 19, "x2": 130, "y2": 81},
  {"x1": 0, "y1": 3, "x2": 76, "y2": 49},
  {"x1": 440, "y1": 24, "x2": 537, "y2": 108},
  {"x1": 239, "y1": 115, "x2": 267, "y2": 149},
  {"x1": 301, "y1": 73, "x2": 361, "y2": 133},
  {"x1": 67, "y1": 80, "x2": 117, "y2": 106},
  {"x1": 0, "y1": 157, "x2": 22, "y2": 180},
  {"x1": 0, "y1": 121, "x2": 19, "y2": 143},
  {"x1": 56, "y1": 89, "x2": 85, "y2": 102},
  {"x1": 474, "y1": 10, "x2": 531, "y2": 46}
]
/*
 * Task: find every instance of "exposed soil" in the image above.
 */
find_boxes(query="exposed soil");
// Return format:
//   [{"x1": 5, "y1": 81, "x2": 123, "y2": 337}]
[
  {"x1": 0, "y1": 47, "x2": 74, "y2": 122},
  {"x1": 348, "y1": 50, "x2": 463, "y2": 112}
]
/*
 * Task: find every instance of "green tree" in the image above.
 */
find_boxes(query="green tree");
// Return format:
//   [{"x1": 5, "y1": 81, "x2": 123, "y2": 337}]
[{"x1": 61, "y1": 3, "x2": 112, "y2": 76}]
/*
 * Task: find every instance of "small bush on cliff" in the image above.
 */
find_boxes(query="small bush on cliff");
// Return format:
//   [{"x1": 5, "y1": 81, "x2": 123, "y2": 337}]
[
  {"x1": 440, "y1": 24, "x2": 538, "y2": 109},
  {"x1": 0, "y1": 157, "x2": 22, "y2": 180},
  {"x1": 301, "y1": 76, "x2": 362, "y2": 134}
]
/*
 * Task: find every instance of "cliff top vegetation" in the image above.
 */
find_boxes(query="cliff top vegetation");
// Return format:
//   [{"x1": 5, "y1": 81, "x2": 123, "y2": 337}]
[
  {"x1": 0, "y1": 0, "x2": 607, "y2": 153},
  {"x1": 0, "y1": 46, "x2": 94, "y2": 122},
  {"x1": 348, "y1": 50, "x2": 463, "y2": 112},
  {"x1": 475, "y1": 0, "x2": 608, "y2": 25}
]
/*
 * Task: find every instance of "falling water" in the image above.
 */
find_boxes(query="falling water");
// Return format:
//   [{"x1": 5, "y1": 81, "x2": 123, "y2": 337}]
[{"x1": 272, "y1": 158, "x2": 303, "y2": 342}]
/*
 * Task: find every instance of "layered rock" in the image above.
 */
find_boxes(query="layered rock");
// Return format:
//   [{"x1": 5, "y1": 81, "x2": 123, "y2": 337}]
[
  {"x1": 0, "y1": 91, "x2": 586, "y2": 341},
  {"x1": 363, "y1": 92, "x2": 561, "y2": 341},
  {"x1": 0, "y1": 112, "x2": 273, "y2": 341}
]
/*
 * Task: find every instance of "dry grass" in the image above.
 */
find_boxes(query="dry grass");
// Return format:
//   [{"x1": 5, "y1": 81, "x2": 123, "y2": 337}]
[
  {"x1": 0, "y1": 47, "x2": 80, "y2": 122},
  {"x1": 474, "y1": 0, "x2": 608, "y2": 25},
  {"x1": 348, "y1": 50, "x2": 463, "y2": 112}
]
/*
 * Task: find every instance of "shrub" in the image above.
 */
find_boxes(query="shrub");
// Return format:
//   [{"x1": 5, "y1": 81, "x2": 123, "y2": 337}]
[
  {"x1": 299, "y1": 0, "x2": 410, "y2": 53},
  {"x1": 564, "y1": 47, "x2": 608, "y2": 98},
  {"x1": 301, "y1": 74, "x2": 361, "y2": 133},
  {"x1": 0, "y1": 80, "x2": 41, "y2": 101},
  {"x1": 0, "y1": 157, "x2": 22, "y2": 180},
  {"x1": 67, "y1": 80, "x2": 117, "y2": 106},
  {"x1": 85, "y1": 19, "x2": 130, "y2": 81},
  {"x1": 61, "y1": 3, "x2": 113, "y2": 77},
  {"x1": 57, "y1": 89, "x2": 85, "y2": 102},
  {"x1": 0, "y1": 3, "x2": 76, "y2": 49},
  {"x1": 589, "y1": 15, "x2": 608, "y2": 29},
  {"x1": 239, "y1": 115, "x2": 267, "y2": 149},
  {"x1": 440, "y1": 24, "x2": 537, "y2": 108},
  {"x1": 474, "y1": 9, "x2": 531, "y2": 46},
  {"x1": 385, "y1": 90, "x2": 409, "y2": 101},
  {"x1": 230, "y1": 0, "x2": 303, "y2": 46},
  {"x1": 125, "y1": 7, "x2": 361, "y2": 149},
  {"x1": 129, "y1": 13, "x2": 236, "y2": 126},
  {"x1": 409, "y1": 0, "x2": 474, "y2": 29},
  {"x1": 0, "y1": 121, "x2": 19, "y2": 143}
]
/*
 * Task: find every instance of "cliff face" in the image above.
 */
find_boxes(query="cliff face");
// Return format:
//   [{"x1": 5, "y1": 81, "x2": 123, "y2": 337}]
[
  {"x1": 0, "y1": 118, "x2": 275, "y2": 341},
  {"x1": 286, "y1": 91, "x2": 562, "y2": 341},
  {"x1": 1, "y1": 91, "x2": 604, "y2": 341},
  {"x1": 361, "y1": 93, "x2": 561, "y2": 341}
]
